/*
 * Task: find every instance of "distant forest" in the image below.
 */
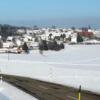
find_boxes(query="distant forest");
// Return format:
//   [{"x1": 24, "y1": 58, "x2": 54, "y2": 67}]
[{"x1": 0, "y1": 24, "x2": 27, "y2": 39}]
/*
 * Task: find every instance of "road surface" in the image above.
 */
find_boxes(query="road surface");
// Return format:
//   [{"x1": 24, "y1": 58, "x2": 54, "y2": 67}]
[{"x1": 2, "y1": 74, "x2": 100, "y2": 100}]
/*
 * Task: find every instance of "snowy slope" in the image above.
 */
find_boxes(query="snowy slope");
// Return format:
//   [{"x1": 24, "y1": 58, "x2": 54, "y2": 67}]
[{"x1": 0, "y1": 45, "x2": 100, "y2": 94}]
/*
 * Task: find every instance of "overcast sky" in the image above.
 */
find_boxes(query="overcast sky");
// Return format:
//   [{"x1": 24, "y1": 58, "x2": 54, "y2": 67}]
[{"x1": 0, "y1": 0, "x2": 100, "y2": 28}]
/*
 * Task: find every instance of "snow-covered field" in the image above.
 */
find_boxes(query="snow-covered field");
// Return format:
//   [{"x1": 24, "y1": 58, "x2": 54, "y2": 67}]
[
  {"x1": 0, "y1": 81, "x2": 37, "y2": 100},
  {"x1": 0, "y1": 45, "x2": 100, "y2": 94}
]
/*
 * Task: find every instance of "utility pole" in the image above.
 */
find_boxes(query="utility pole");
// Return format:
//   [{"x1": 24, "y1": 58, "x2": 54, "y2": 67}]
[
  {"x1": 0, "y1": 70, "x2": 3, "y2": 84},
  {"x1": 8, "y1": 49, "x2": 9, "y2": 61},
  {"x1": 8, "y1": 45, "x2": 10, "y2": 61}
]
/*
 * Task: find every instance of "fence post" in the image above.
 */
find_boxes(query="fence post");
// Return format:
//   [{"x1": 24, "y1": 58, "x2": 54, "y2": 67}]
[{"x1": 78, "y1": 85, "x2": 81, "y2": 100}]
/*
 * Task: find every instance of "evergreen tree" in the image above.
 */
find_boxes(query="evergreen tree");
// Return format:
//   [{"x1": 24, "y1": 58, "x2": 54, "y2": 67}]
[
  {"x1": 0, "y1": 40, "x2": 3, "y2": 48},
  {"x1": 59, "y1": 43, "x2": 65, "y2": 49},
  {"x1": 42, "y1": 40, "x2": 48, "y2": 50},
  {"x1": 22, "y1": 42, "x2": 29, "y2": 53},
  {"x1": 77, "y1": 33, "x2": 83, "y2": 43}
]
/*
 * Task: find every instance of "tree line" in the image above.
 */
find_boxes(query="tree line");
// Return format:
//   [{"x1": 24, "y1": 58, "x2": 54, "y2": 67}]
[
  {"x1": 0, "y1": 24, "x2": 28, "y2": 41},
  {"x1": 39, "y1": 39, "x2": 65, "y2": 52}
]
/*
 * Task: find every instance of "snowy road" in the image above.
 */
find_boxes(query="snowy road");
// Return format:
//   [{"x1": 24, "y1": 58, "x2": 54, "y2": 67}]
[{"x1": 3, "y1": 74, "x2": 100, "y2": 100}]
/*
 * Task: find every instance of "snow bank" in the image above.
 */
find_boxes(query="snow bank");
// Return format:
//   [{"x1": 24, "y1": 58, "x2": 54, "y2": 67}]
[{"x1": 0, "y1": 82, "x2": 37, "y2": 100}]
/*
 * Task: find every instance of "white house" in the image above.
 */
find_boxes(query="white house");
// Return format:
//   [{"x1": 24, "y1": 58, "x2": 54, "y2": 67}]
[
  {"x1": 16, "y1": 39, "x2": 22, "y2": 46},
  {"x1": 7, "y1": 36, "x2": 14, "y2": 41},
  {"x1": 0, "y1": 35, "x2": 2, "y2": 40},
  {"x1": 83, "y1": 39, "x2": 100, "y2": 44},
  {"x1": 94, "y1": 30, "x2": 100, "y2": 38},
  {"x1": 3, "y1": 42, "x2": 14, "y2": 48},
  {"x1": 71, "y1": 32, "x2": 77, "y2": 43},
  {"x1": 17, "y1": 29, "x2": 25, "y2": 34}
]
